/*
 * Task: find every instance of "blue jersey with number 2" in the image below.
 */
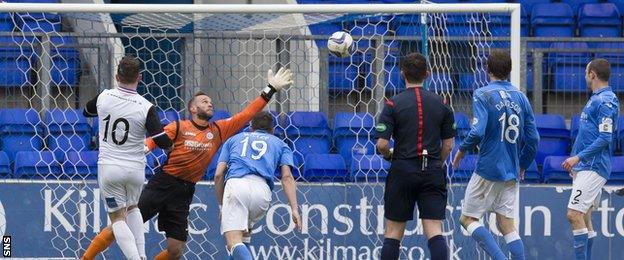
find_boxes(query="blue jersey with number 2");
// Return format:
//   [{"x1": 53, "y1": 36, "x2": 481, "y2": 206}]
[
  {"x1": 218, "y1": 130, "x2": 294, "y2": 190},
  {"x1": 459, "y1": 81, "x2": 539, "y2": 182}
]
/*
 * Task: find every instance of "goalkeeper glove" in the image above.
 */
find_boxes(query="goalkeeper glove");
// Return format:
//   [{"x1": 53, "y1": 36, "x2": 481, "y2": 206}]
[{"x1": 262, "y1": 67, "x2": 293, "y2": 101}]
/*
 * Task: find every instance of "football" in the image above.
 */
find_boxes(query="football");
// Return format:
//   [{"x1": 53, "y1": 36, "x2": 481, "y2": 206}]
[{"x1": 327, "y1": 31, "x2": 354, "y2": 58}]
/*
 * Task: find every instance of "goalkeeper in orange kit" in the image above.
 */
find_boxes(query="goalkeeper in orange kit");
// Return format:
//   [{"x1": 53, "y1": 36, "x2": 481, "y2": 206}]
[{"x1": 81, "y1": 67, "x2": 292, "y2": 260}]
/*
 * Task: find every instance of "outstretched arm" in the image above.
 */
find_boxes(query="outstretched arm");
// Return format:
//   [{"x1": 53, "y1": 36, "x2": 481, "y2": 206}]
[{"x1": 217, "y1": 67, "x2": 293, "y2": 138}]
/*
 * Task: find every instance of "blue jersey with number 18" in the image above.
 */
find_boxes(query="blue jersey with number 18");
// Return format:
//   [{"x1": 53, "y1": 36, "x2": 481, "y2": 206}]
[
  {"x1": 218, "y1": 130, "x2": 294, "y2": 190},
  {"x1": 459, "y1": 81, "x2": 539, "y2": 182}
]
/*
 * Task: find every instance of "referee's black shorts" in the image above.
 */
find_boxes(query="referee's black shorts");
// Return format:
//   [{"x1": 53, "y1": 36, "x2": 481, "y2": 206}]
[
  {"x1": 384, "y1": 159, "x2": 448, "y2": 221},
  {"x1": 138, "y1": 170, "x2": 195, "y2": 242}
]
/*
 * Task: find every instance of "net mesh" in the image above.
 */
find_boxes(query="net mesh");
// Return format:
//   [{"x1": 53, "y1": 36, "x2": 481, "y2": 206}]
[{"x1": 0, "y1": 5, "x2": 513, "y2": 259}]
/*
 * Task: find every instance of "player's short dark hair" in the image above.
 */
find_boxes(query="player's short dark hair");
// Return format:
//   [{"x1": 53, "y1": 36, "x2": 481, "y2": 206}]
[
  {"x1": 251, "y1": 111, "x2": 274, "y2": 132},
  {"x1": 400, "y1": 52, "x2": 429, "y2": 84},
  {"x1": 187, "y1": 91, "x2": 208, "y2": 112},
  {"x1": 117, "y1": 55, "x2": 141, "y2": 84},
  {"x1": 486, "y1": 50, "x2": 512, "y2": 80},
  {"x1": 588, "y1": 58, "x2": 611, "y2": 82}
]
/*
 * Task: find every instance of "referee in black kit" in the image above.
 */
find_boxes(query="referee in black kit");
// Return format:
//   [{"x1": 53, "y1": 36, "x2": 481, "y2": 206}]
[{"x1": 375, "y1": 52, "x2": 455, "y2": 260}]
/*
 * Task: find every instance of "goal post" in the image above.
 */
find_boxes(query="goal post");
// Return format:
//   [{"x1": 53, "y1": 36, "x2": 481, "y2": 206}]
[{"x1": 0, "y1": 2, "x2": 521, "y2": 259}]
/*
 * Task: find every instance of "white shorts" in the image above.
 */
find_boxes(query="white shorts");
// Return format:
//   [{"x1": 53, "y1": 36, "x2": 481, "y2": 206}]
[
  {"x1": 462, "y1": 173, "x2": 518, "y2": 219},
  {"x1": 220, "y1": 174, "x2": 272, "y2": 235},
  {"x1": 568, "y1": 170, "x2": 606, "y2": 213},
  {"x1": 97, "y1": 164, "x2": 144, "y2": 213}
]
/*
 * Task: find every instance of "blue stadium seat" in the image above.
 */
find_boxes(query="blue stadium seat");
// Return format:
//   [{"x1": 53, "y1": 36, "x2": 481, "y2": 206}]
[
  {"x1": 13, "y1": 0, "x2": 61, "y2": 33},
  {"x1": 350, "y1": 154, "x2": 389, "y2": 182},
  {"x1": 0, "y1": 13, "x2": 14, "y2": 32},
  {"x1": 454, "y1": 112, "x2": 470, "y2": 141},
  {"x1": 524, "y1": 161, "x2": 541, "y2": 183},
  {"x1": 549, "y1": 42, "x2": 592, "y2": 92},
  {"x1": 62, "y1": 150, "x2": 98, "y2": 179},
  {"x1": 0, "y1": 151, "x2": 10, "y2": 177},
  {"x1": 158, "y1": 109, "x2": 179, "y2": 126},
  {"x1": 570, "y1": 114, "x2": 580, "y2": 142},
  {"x1": 308, "y1": 21, "x2": 343, "y2": 48},
  {"x1": 610, "y1": 156, "x2": 624, "y2": 184},
  {"x1": 328, "y1": 55, "x2": 361, "y2": 92},
  {"x1": 563, "y1": 0, "x2": 601, "y2": 12},
  {"x1": 578, "y1": 3, "x2": 621, "y2": 37},
  {"x1": 452, "y1": 154, "x2": 477, "y2": 183},
  {"x1": 333, "y1": 112, "x2": 375, "y2": 165},
  {"x1": 145, "y1": 148, "x2": 167, "y2": 178},
  {"x1": 210, "y1": 109, "x2": 231, "y2": 122},
  {"x1": 302, "y1": 154, "x2": 348, "y2": 182},
  {"x1": 284, "y1": 111, "x2": 332, "y2": 162},
  {"x1": 429, "y1": 73, "x2": 453, "y2": 93},
  {"x1": 531, "y1": 3, "x2": 575, "y2": 37},
  {"x1": 542, "y1": 156, "x2": 572, "y2": 183},
  {"x1": 0, "y1": 108, "x2": 44, "y2": 161},
  {"x1": 384, "y1": 51, "x2": 404, "y2": 92},
  {"x1": 0, "y1": 36, "x2": 33, "y2": 87},
  {"x1": 49, "y1": 36, "x2": 80, "y2": 86},
  {"x1": 393, "y1": 14, "x2": 422, "y2": 37},
  {"x1": 458, "y1": 71, "x2": 488, "y2": 91},
  {"x1": 14, "y1": 151, "x2": 61, "y2": 179},
  {"x1": 44, "y1": 109, "x2": 91, "y2": 158},
  {"x1": 535, "y1": 114, "x2": 570, "y2": 165}
]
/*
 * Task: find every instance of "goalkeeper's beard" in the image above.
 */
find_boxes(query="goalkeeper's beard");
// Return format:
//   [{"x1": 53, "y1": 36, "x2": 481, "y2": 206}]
[{"x1": 197, "y1": 110, "x2": 212, "y2": 121}]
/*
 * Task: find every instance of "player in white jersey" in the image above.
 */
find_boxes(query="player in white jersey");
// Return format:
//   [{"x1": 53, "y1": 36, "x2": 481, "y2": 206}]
[{"x1": 82, "y1": 56, "x2": 173, "y2": 260}]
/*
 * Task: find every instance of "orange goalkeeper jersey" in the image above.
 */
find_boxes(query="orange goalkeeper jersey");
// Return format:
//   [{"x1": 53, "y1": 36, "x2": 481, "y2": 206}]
[{"x1": 146, "y1": 96, "x2": 268, "y2": 183}]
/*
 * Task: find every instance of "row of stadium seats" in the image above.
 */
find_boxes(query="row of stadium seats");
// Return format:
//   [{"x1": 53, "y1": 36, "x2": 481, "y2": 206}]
[
  {"x1": 2, "y1": 149, "x2": 623, "y2": 184},
  {"x1": 306, "y1": 1, "x2": 624, "y2": 38},
  {"x1": 0, "y1": 36, "x2": 81, "y2": 87},
  {"x1": 2, "y1": 108, "x2": 622, "y2": 178}
]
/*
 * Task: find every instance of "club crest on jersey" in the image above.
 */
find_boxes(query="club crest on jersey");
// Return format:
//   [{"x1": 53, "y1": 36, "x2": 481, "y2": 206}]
[
  {"x1": 206, "y1": 132, "x2": 214, "y2": 140},
  {"x1": 472, "y1": 117, "x2": 478, "y2": 126}
]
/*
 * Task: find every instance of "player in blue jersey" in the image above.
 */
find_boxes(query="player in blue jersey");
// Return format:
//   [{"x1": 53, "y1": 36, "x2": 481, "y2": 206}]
[
  {"x1": 214, "y1": 111, "x2": 301, "y2": 260},
  {"x1": 562, "y1": 59, "x2": 619, "y2": 260},
  {"x1": 452, "y1": 50, "x2": 539, "y2": 260}
]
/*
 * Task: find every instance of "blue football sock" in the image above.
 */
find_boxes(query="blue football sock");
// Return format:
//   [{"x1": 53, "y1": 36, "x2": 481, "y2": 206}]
[
  {"x1": 231, "y1": 243, "x2": 252, "y2": 260},
  {"x1": 467, "y1": 222, "x2": 507, "y2": 260},
  {"x1": 586, "y1": 231, "x2": 597, "y2": 260},
  {"x1": 504, "y1": 231, "x2": 525, "y2": 260},
  {"x1": 573, "y1": 229, "x2": 589, "y2": 260}
]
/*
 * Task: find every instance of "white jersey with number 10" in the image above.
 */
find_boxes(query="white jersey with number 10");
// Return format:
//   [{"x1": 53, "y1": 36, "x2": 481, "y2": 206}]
[{"x1": 96, "y1": 88, "x2": 153, "y2": 170}]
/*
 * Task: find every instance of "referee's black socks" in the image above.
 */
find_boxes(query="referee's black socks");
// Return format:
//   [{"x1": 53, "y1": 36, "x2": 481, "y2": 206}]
[
  {"x1": 428, "y1": 235, "x2": 449, "y2": 260},
  {"x1": 380, "y1": 238, "x2": 400, "y2": 260}
]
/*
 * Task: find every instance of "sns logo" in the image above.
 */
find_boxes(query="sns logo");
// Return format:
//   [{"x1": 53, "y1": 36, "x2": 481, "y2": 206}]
[{"x1": 0, "y1": 200, "x2": 5, "y2": 237}]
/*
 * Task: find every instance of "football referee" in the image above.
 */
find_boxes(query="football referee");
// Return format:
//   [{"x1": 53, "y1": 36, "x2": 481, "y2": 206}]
[{"x1": 376, "y1": 52, "x2": 455, "y2": 260}]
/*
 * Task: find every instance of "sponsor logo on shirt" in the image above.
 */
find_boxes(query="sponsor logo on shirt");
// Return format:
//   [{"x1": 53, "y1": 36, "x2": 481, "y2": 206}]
[{"x1": 184, "y1": 140, "x2": 213, "y2": 151}]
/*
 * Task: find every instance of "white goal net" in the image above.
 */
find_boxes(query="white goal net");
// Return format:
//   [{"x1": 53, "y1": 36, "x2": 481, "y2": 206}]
[{"x1": 0, "y1": 2, "x2": 519, "y2": 259}]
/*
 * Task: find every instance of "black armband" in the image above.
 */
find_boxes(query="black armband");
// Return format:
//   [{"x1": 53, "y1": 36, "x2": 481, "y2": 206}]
[
  {"x1": 260, "y1": 84, "x2": 277, "y2": 102},
  {"x1": 152, "y1": 132, "x2": 174, "y2": 150}
]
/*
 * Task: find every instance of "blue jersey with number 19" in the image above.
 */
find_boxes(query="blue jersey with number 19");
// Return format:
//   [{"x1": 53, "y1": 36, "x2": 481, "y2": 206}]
[
  {"x1": 459, "y1": 81, "x2": 540, "y2": 182},
  {"x1": 218, "y1": 130, "x2": 294, "y2": 190}
]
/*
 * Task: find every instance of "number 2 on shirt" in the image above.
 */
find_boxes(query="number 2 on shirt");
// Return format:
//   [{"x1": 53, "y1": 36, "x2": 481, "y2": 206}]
[{"x1": 240, "y1": 136, "x2": 267, "y2": 160}]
